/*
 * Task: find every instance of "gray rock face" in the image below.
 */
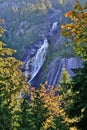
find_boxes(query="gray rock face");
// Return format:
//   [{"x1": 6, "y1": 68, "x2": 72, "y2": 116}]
[
  {"x1": 47, "y1": 58, "x2": 62, "y2": 87},
  {"x1": 47, "y1": 57, "x2": 82, "y2": 87},
  {"x1": 64, "y1": 57, "x2": 81, "y2": 76}
]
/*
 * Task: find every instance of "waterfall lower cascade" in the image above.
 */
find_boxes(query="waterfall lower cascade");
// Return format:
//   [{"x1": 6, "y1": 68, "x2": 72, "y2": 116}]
[
  {"x1": 29, "y1": 39, "x2": 49, "y2": 82},
  {"x1": 24, "y1": 39, "x2": 49, "y2": 82}
]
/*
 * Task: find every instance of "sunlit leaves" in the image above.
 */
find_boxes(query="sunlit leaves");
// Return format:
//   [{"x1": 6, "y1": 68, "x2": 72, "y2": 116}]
[
  {"x1": 26, "y1": 84, "x2": 68, "y2": 130},
  {"x1": 0, "y1": 23, "x2": 29, "y2": 129},
  {"x1": 0, "y1": 19, "x2": 5, "y2": 37},
  {"x1": 61, "y1": 2, "x2": 87, "y2": 59}
]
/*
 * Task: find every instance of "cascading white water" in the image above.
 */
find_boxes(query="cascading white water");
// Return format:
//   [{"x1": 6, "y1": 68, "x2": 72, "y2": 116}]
[
  {"x1": 28, "y1": 38, "x2": 49, "y2": 82},
  {"x1": 48, "y1": 21, "x2": 58, "y2": 36},
  {"x1": 24, "y1": 21, "x2": 58, "y2": 83},
  {"x1": 51, "y1": 21, "x2": 58, "y2": 30},
  {"x1": 24, "y1": 60, "x2": 30, "y2": 76}
]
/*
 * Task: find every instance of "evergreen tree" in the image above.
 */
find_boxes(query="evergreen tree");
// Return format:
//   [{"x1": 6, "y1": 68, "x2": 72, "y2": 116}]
[
  {"x1": 61, "y1": 1, "x2": 87, "y2": 129},
  {"x1": 17, "y1": 86, "x2": 50, "y2": 130},
  {"x1": 68, "y1": 61, "x2": 87, "y2": 130},
  {"x1": 60, "y1": 67, "x2": 71, "y2": 87}
]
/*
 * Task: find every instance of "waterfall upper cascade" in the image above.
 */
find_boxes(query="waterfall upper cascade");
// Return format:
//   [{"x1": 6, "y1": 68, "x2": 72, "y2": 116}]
[
  {"x1": 47, "y1": 21, "x2": 58, "y2": 37},
  {"x1": 51, "y1": 21, "x2": 58, "y2": 30}
]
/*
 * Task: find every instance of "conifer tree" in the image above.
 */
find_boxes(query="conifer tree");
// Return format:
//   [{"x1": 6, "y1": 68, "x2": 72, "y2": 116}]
[
  {"x1": 68, "y1": 61, "x2": 87, "y2": 130},
  {"x1": 61, "y1": 1, "x2": 87, "y2": 129},
  {"x1": 60, "y1": 67, "x2": 71, "y2": 87}
]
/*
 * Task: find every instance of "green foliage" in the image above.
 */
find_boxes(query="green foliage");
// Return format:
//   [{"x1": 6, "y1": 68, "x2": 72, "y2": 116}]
[
  {"x1": 0, "y1": 22, "x2": 68, "y2": 130},
  {"x1": 61, "y1": 2, "x2": 87, "y2": 129},
  {"x1": 61, "y1": 1, "x2": 87, "y2": 60},
  {"x1": 0, "y1": 23, "x2": 29, "y2": 130},
  {"x1": 59, "y1": 61, "x2": 87, "y2": 130},
  {"x1": 68, "y1": 61, "x2": 87, "y2": 130},
  {"x1": 19, "y1": 84, "x2": 69, "y2": 130},
  {"x1": 0, "y1": 45, "x2": 28, "y2": 129},
  {"x1": 53, "y1": 117, "x2": 68, "y2": 130},
  {"x1": 0, "y1": 35, "x2": 69, "y2": 129},
  {"x1": 60, "y1": 67, "x2": 71, "y2": 87}
]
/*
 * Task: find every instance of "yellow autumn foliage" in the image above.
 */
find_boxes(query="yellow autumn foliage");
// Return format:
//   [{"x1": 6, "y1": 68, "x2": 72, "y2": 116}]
[{"x1": 61, "y1": 1, "x2": 87, "y2": 59}]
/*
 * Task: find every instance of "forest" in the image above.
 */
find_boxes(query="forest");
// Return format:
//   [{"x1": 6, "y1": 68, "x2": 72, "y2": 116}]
[{"x1": 0, "y1": 0, "x2": 87, "y2": 130}]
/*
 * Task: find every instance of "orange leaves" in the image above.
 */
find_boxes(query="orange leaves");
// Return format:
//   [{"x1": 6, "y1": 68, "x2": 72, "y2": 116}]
[
  {"x1": 28, "y1": 84, "x2": 66, "y2": 129},
  {"x1": 64, "y1": 4, "x2": 87, "y2": 22},
  {"x1": 73, "y1": 3, "x2": 78, "y2": 9},
  {"x1": 61, "y1": 23, "x2": 75, "y2": 30},
  {"x1": 61, "y1": 25, "x2": 65, "y2": 29},
  {"x1": 65, "y1": 11, "x2": 72, "y2": 17},
  {"x1": 65, "y1": 10, "x2": 79, "y2": 21},
  {"x1": 61, "y1": 21, "x2": 84, "y2": 38},
  {"x1": 61, "y1": 1, "x2": 87, "y2": 59},
  {"x1": 61, "y1": 5, "x2": 87, "y2": 36}
]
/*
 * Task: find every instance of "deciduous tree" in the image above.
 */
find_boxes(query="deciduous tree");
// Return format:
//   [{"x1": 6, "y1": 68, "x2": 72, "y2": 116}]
[
  {"x1": 0, "y1": 19, "x2": 28, "y2": 130},
  {"x1": 61, "y1": 1, "x2": 87, "y2": 60}
]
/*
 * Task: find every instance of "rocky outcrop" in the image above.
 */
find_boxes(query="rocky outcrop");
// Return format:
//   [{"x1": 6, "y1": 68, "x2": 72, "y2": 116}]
[
  {"x1": 47, "y1": 57, "x2": 82, "y2": 86},
  {"x1": 21, "y1": 19, "x2": 82, "y2": 87}
]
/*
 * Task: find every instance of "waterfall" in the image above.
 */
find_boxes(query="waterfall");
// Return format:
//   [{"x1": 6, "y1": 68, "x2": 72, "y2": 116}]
[
  {"x1": 27, "y1": 38, "x2": 49, "y2": 82},
  {"x1": 22, "y1": 21, "x2": 58, "y2": 85},
  {"x1": 47, "y1": 21, "x2": 58, "y2": 36},
  {"x1": 51, "y1": 21, "x2": 58, "y2": 30},
  {"x1": 24, "y1": 60, "x2": 30, "y2": 76}
]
